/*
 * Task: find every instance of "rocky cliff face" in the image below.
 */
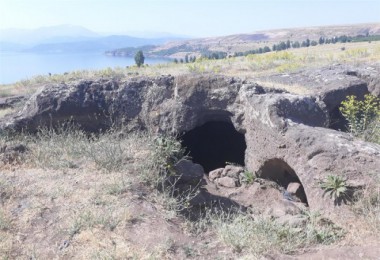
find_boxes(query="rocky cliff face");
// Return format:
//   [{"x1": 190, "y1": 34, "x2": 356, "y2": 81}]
[{"x1": 1, "y1": 64, "x2": 379, "y2": 217}]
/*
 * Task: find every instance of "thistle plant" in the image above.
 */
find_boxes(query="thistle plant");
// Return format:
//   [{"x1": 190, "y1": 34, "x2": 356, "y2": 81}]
[{"x1": 320, "y1": 175, "x2": 348, "y2": 202}]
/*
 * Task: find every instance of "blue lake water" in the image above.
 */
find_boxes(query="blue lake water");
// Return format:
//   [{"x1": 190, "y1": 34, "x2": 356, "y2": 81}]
[{"x1": 0, "y1": 52, "x2": 169, "y2": 84}]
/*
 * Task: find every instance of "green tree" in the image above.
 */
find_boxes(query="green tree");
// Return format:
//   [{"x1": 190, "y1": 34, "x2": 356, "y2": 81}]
[
  {"x1": 306, "y1": 38, "x2": 310, "y2": 47},
  {"x1": 134, "y1": 50, "x2": 145, "y2": 67},
  {"x1": 319, "y1": 36, "x2": 325, "y2": 45},
  {"x1": 311, "y1": 40, "x2": 318, "y2": 46},
  {"x1": 286, "y1": 40, "x2": 291, "y2": 49},
  {"x1": 292, "y1": 41, "x2": 300, "y2": 48},
  {"x1": 279, "y1": 41, "x2": 287, "y2": 50},
  {"x1": 263, "y1": 46, "x2": 271, "y2": 53}
]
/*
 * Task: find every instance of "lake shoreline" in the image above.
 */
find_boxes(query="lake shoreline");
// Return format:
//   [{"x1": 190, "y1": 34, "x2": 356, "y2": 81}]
[{"x1": 0, "y1": 51, "x2": 170, "y2": 84}]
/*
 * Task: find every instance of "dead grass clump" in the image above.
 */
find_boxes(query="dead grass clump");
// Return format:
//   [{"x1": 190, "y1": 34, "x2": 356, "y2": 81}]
[
  {"x1": 186, "y1": 210, "x2": 344, "y2": 257},
  {"x1": 352, "y1": 185, "x2": 380, "y2": 233},
  {"x1": 25, "y1": 125, "x2": 152, "y2": 173}
]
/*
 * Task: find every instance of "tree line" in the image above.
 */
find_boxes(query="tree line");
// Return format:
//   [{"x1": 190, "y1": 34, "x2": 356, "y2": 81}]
[
  {"x1": 134, "y1": 33, "x2": 379, "y2": 66},
  {"x1": 173, "y1": 54, "x2": 197, "y2": 64},
  {"x1": 234, "y1": 34, "x2": 379, "y2": 57}
]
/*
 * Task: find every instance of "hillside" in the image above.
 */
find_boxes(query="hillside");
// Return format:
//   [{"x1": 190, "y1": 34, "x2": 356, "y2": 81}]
[{"x1": 107, "y1": 23, "x2": 380, "y2": 58}]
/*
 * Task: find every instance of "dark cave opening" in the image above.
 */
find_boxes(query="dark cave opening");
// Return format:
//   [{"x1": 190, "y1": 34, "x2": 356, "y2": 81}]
[
  {"x1": 181, "y1": 121, "x2": 246, "y2": 173},
  {"x1": 258, "y1": 159, "x2": 308, "y2": 205},
  {"x1": 329, "y1": 106, "x2": 348, "y2": 131}
]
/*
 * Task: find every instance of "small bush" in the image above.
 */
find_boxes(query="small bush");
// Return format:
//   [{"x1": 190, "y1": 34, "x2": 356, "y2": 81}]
[
  {"x1": 320, "y1": 175, "x2": 349, "y2": 203},
  {"x1": 240, "y1": 170, "x2": 256, "y2": 185},
  {"x1": 340, "y1": 94, "x2": 380, "y2": 143}
]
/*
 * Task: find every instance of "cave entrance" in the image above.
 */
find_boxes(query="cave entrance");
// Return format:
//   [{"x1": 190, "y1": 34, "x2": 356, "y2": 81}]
[
  {"x1": 329, "y1": 106, "x2": 348, "y2": 131},
  {"x1": 181, "y1": 121, "x2": 246, "y2": 173},
  {"x1": 257, "y1": 159, "x2": 308, "y2": 205}
]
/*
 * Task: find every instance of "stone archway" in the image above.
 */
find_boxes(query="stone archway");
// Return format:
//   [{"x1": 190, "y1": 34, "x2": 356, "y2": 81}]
[{"x1": 257, "y1": 158, "x2": 308, "y2": 204}]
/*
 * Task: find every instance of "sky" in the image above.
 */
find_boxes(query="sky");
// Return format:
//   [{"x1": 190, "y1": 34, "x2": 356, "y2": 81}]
[{"x1": 0, "y1": 0, "x2": 379, "y2": 37}]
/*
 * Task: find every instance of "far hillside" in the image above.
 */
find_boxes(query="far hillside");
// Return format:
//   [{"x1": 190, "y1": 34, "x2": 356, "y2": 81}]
[{"x1": 106, "y1": 23, "x2": 380, "y2": 58}]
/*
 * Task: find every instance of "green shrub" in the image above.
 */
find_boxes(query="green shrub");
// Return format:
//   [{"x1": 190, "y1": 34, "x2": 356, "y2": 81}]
[
  {"x1": 240, "y1": 170, "x2": 256, "y2": 184},
  {"x1": 320, "y1": 175, "x2": 348, "y2": 202},
  {"x1": 153, "y1": 136, "x2": 186, "y2": 175},
  {"x1": 340, "y1": 94, "x2": 380, "y2": 143}
]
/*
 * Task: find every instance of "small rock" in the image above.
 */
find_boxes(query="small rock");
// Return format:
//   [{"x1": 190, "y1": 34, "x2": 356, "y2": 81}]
[
  {"x1": 287, "y1": 182, "x2": 301, "y2": 195},
  {"x1": 222, "y1": 165, "x2": 244, "y2": 178},
  {"x1": 59, "y1": 240, "x2": 70, "y2": 250},
  {"x1": 209, "y1": 168, "x2": 224, "y2": 182},
  {"x1": 217, "y1": 176, "x2": 237, "y2": 188}
]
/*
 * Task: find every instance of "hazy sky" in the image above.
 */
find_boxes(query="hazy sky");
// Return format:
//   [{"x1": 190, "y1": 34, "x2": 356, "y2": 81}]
[{"x1": 0, "y1": 0, "x2": 379, "y2": 37}]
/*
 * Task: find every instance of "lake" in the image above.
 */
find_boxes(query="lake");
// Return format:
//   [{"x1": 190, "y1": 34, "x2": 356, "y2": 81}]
[{"x1": 0, "y1": 52, "x2": 169, "y2": 84}]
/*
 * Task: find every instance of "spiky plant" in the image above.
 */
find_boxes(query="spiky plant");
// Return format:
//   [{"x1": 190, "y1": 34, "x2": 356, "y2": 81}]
[{"x1": 320, "y1": 175, "x2": 348, "y2": 201}]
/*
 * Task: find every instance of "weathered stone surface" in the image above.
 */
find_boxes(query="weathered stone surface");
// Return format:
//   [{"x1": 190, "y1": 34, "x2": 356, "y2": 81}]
[
  {"x1": 0, "y1": 95, "x2": 27, "y2": 109},
  {"x1": 209, "y1": 168, "x2": 224, "y2": 181},
  {"x1": 174, "y1": 159, "x2": 204, "y2": 183},
  {"x1": 216, "y1": 176, "x2": 237, "y2": 188},
  {"x1": 222, "y1": 165, "x2": 244, "y2": 178}
]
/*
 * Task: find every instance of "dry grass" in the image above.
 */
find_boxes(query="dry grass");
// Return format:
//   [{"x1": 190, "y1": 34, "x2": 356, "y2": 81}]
[
  {"x1": 0, "y1": 128, "x2": 210, "y2": 259},
  {"x1": 185, "y1": 210, "x2": 344, "y2": 259},
  {"x1": 0, "y1": 108, "x2": 15, "y2": 119}
]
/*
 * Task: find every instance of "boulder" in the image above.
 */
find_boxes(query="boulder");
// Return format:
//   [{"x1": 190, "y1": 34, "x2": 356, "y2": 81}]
[{"x1": 174, "y1": 159, "x2": 204, "y2": 184}]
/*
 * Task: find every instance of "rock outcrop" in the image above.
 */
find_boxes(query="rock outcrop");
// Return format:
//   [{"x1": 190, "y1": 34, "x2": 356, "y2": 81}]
[{"x1": 1, "y1": 64, "x2": 379, "y2": 219}]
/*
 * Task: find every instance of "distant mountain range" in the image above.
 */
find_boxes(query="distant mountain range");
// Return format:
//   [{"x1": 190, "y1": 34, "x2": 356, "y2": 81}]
[{"x1": 0, "y1": 25, "x2": 188, "y2": 53}]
